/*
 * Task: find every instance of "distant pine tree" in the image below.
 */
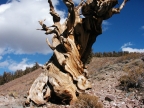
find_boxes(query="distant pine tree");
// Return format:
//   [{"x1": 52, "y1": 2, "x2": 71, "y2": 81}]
[{"x1": 0, "y1": 62, "x2": 41, "y2": 85}]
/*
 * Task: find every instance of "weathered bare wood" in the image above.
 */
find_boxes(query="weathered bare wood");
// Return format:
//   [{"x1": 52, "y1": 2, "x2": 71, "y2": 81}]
[{"x1": 25, "y1": 0, "x2": 128, "y2": 106}]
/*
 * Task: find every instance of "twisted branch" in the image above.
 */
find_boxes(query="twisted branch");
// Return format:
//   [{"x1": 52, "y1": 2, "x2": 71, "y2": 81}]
[{"x1": 25, "y1": 0, "x2": 128, "y2": 106}]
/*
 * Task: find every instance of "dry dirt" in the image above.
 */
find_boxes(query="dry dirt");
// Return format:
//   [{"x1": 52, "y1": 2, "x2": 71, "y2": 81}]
[
  {"x1": 0, "y1": 68, "x2": 42, "y2": 108},
  {"x1": 0, "y1": 57, "x2": 144, "y2": 108}
]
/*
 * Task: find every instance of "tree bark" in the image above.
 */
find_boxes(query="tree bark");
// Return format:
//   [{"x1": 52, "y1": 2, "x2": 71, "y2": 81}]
[{"x1": 25, "y1": 0, "x2": 128, "y2": 106}]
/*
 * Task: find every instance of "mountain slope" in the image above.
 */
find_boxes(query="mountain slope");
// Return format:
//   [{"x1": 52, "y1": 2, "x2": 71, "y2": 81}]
[
  {"x1": 0, "y1": 68, "x2": 42, "y2": 107},
  {"x1": 0, "y1": 55, "x2": 144, "y2": 108}
]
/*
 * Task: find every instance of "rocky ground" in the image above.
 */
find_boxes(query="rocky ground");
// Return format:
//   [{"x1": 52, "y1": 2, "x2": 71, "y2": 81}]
[
  {"x1": 87, "y1": 57, "x2": 144, "y2": 108},
  {"x1": 0, "y1": 68, "x2": 41, "y2": 108},
  {"x1": 0, "y1": 56, "x2": 144, "y2": 108}
]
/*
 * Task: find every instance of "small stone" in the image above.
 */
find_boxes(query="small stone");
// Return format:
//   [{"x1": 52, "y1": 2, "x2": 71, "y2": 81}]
[
  {"x1": 110, "y1": 101, "x2": 117, "y2": 106},
  {"x1": 133, "y1": 100, "x2": 139, "y2": 107},
  {"x1": 105, "y1": 94, "x2": 115, "y2": 102},
  {"x1": 116, "y1": 102, "x2": 127, "y2": 108},
  {"x1": 141, "y1": 57, "x2": 144, "y2": 61},
  {"x1": 121, "y1": 104, "x2": 127, "y2": 108},
  {"x1": 117, "y1": 96, "x2": 123, "y2": 99},
  {"x1": 126, "y1": 103, "x2": 133, "y2": 108},
  {"x1": 103, "y1": 100, "x2": 109, "y2": 105},
  {"x1": 115, "y1": 89, "x2": 122, "y2": 93}
]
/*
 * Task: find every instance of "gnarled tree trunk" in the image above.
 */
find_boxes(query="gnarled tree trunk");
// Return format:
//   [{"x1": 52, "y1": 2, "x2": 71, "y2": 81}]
[{"x1": 25, "y1": 0, "x2": 128, "y2": 106}]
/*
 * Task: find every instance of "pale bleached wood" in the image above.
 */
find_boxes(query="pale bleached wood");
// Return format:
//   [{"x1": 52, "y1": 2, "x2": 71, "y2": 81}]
[{"x1": 25, "y1": 0, "x2": 128, "y2": 106}]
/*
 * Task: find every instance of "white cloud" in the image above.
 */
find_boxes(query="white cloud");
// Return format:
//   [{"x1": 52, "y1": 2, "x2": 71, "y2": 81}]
[
  {"x1": 0, "y1": 60, "x2": 9, "y2": 68},
  {"x1": 0, "y1": 3, "x2": 11, "y2": 14},
  {"x1": 0, "y1": 56, "x2": 2, "y2": 60},
  {"x1": 121, "y1": 42, "x2": 144, "y2": 53},
  {"x1": 121, "y1": 42, "x2": 133, "y2": 49},
  {"x1": 102, "y1": 21, "x2": 111, "y2": 32},
  {"x1": 8, "y1": 58, "x2": 34, "y2": 71},
  {"x1": 103, "y1": 21, "x2": 111, "y2": 26},
  {"x1": 0, "y1": 47, "x2": 14, "y2": 55},
  {"x1": 0, "y1": 47, "x2": 15, "y2": 61},
  {"x1": 122, "y1": 47, "x2": 144, "y2": 53},
  {"x1": 102, "y1": 26, "x2": 108, "y2": 32},
  {"x1": 0, "y1": 0, "x2": 65, "y2": 55},
  {"x1": 141, "y1": 26, "x2": 144, "y2": 30},
  {"x1": 0, "y1": 58, "x2": 37, "y2": 72},
  {"x1": 73, "y1": 0, "x2": 82, "y2": 4},
  {"x1": 141, "y1": 26, "x2": 144, "y2": 35}
]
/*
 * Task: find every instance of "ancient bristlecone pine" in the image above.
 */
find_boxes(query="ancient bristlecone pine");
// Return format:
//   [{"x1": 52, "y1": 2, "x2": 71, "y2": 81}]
[{"x1": 25, "y1": 0, "x2": 128, "y2": 106}]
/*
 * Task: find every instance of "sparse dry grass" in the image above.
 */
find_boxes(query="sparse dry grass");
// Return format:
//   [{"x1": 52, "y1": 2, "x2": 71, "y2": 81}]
[
  {"x1": 71, "y1": 93, "x2": 103, "y2": 108},
  {"x1": 1, "y1": 53, "x2": 144, "y2": 107},
  {"x1": 9, "y1": 91, "x2": 18, "y2": 98},
  {"x1": 119, "y1": 57, "x2": 144, "y2": 91},
  {"x1": 116, "y1": 53, "x2": 142, "y2": 63}
]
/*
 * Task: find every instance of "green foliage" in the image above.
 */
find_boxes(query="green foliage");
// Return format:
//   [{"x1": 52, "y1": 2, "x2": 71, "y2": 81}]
[
  {"x1": 85, "y1": 50, "x2": 130, "y2": 64},
  {"x1": 0, "y1": 72, "x2": 14, "y2": 85},
  {"x1": 0, "y1": 62, "x2": 41, "y2": 85},
  {"x1": 94, "y1": 51, "x2": 129, "y2": 57},
  {"x1": 85, "y1": 51, "x2": 141, "y2": 65}
]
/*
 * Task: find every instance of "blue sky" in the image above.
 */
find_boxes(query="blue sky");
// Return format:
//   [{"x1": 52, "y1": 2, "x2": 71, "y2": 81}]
[{"x1": 0, "y1": 0, "x2": 144, "y2": 74}]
